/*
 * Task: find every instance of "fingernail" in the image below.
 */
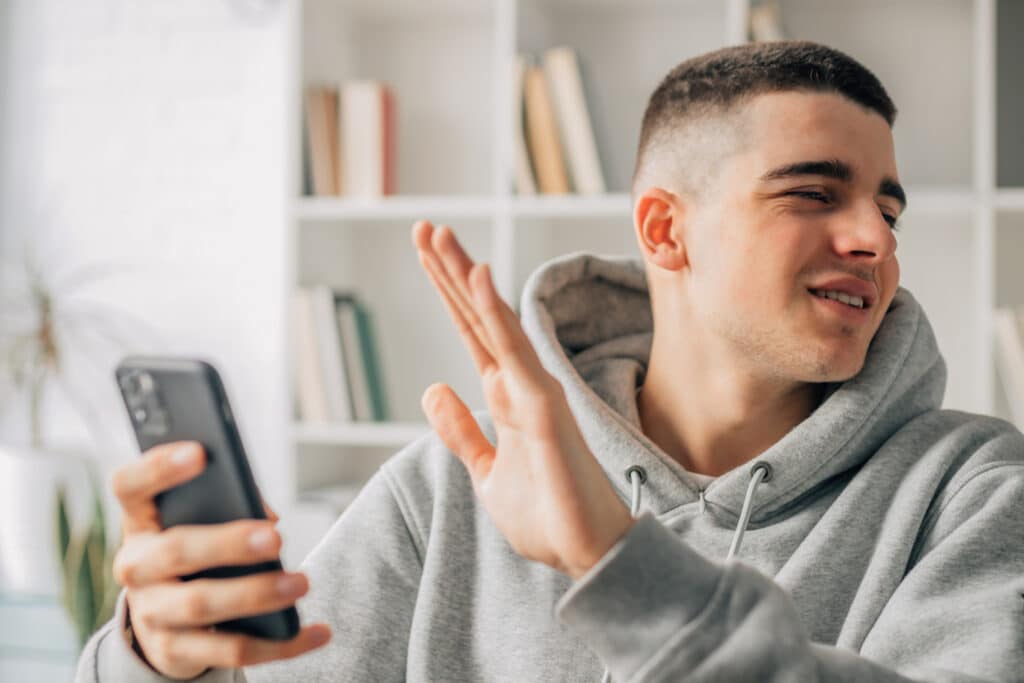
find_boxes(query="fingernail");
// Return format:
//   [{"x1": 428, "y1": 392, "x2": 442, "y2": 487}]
[
  {"x1": 277, "y1": 574, "x2": 305, "y2": 597},
  {"x1": 310, "y1": 628, "x2": 330, "y2": 646},
  {"x1": 249, "y1": 528, "x2": 275, "y2": 552},
  {"x1": 172, "y1": 443, "x2": 198, "y2": 466}
]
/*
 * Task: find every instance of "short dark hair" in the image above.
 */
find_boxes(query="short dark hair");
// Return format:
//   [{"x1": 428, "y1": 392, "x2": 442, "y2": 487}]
[{"x1": 632, "y1": 40, "x2": 897, "y2": 196}]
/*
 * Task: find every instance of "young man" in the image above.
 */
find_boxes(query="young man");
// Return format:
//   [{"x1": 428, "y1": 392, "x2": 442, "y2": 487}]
[{"x1": 78, "y1": 41, "x2": 1023, "y2": 682}]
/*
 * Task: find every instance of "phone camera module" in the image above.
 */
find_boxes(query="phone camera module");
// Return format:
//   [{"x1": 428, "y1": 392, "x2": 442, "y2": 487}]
[
  {"x1": 133, "y1": 407, "x2": 148, "y2": 422},
  {"x1": 122, "y1": 371, "x2": 154, "y2": 401}
]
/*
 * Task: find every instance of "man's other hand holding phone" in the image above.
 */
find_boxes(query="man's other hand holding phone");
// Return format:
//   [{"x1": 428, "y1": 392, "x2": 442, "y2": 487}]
[{"x1": 109, "y1": 440, "x2": 332, "y2": 680}]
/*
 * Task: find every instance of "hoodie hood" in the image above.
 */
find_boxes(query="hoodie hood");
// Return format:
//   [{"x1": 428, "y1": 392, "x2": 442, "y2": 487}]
[{"x1": 518, "y1": 251, "x2": 947, "y2": 524}]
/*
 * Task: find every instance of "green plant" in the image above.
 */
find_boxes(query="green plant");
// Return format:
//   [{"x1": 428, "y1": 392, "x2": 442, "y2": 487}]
[
  {"x1": 0, "y1": 243, "x2": 152, "y2": 641},
  {"x1": 56, "y1": 468, "x2": 119, "y2": 648}
]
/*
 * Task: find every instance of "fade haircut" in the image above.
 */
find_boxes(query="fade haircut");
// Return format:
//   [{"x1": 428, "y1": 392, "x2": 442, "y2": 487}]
[{"x1": 631, "y1": 40, "x2": 897, "y2": 203}]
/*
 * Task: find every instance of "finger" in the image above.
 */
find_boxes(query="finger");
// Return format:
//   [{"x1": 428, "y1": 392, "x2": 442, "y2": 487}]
[
  {"x1": 113, "y1": 519, "x2": 282, "y2": 587},
  {"x1": 417, "y1": 245, "x2": 496, "y2": 375},
  {"x1": 146, "y1": 623, "x2": 331, "y2": 673},
  {"x1": 111, "y1": 441, "x2": 207, "y2": 534},
  {"x1": 421, "y1": 383, "x2": 495, "y2": 487},
  {"x1": 130, "y1": 571, "x2": 308, "y2": 629},
  {"x1": 431, "y1": 224, "x2": 478, "y2": 311},
  {"x1": 260, "y1": 496, "x2": 279, "y2": 523},
  {"x1": 413, "y1": 220, "x2": 497, "y2": 364},
  {"x1": 413, "y1": 222, "x2": 497, "y2": 360},
  {"x1": 469, "y1": 263, "x2": 547, "y2": 384}
]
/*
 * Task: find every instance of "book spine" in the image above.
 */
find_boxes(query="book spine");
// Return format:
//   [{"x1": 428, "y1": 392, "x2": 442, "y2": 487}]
[
  {"x1": 336, "y1": 297, "x2": 374, "y2": 421},
  {"x1": 304, "y1": 87, "x2": 336, "y2": 197},
  {"x1": 342, "y1": 81, "x2": 386, "y2": 198},
  {"x1": 513, "y1": 54, "x2": 538, "y2": 196},
  {"x1": 543, "y1": 47, "x2": 606, "y2": 195},
  {"x1": 353, "y1": 298, "x2": 389, "y2": 421},
  {"x1": 311, "y1": 285, "x2": 353, "y2": 422},
  {"x1": 293, "y1": 288, "x2": 330, "y2": 423},
  {"x1": 326, "y1": 87, "x2": 341, "y2": 195},
  {"x1": 300, "y1": 96, "x2": 314, "y2": 196},
  {"x1": 523, "y1": 65, "x2": 570, "y2": 194},
  {"x1": 382, "y1": 86, "x2": 396, "y2": 196}
]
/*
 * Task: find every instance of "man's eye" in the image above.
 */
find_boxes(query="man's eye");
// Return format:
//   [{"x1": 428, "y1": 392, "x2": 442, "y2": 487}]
[
  {"x1": 788, "y1": 190, "x2": 830, "y2": 203},
  {"x1": 882, "y1": 213, "x2": 900, "y2": 232}
]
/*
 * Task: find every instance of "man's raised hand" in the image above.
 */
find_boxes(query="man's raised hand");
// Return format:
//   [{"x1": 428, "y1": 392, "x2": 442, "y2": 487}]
[{"x1": 411, "y1": 220, "x2": 634, "y2": 580}]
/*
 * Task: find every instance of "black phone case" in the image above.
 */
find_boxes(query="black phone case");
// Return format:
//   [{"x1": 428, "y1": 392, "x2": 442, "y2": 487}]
[{"x1": 115, "y1": 356, "x2": 300, "y2": 641}]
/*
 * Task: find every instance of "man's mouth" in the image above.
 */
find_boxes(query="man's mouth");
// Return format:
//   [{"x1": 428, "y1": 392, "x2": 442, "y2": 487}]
[{"x1": 808, "y1": 288, "x2": 866, "y2": 310}]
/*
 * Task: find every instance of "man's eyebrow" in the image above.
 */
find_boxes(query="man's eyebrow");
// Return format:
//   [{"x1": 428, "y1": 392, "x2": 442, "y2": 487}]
[
  {"x1": 879, "y1": 178, "x2": 907, "y2": 211},
  {"x1": 760, "y1": 159, "x2": 853, "y2": 183},
  {"x1": 759, "y1": 158, "x2": 907, "y2": 211}
]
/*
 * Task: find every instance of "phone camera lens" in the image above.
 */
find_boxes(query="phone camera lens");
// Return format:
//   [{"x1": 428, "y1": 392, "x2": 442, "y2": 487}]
[{"x1": 133, "y1": 407, "x2": 148, "y2": 422}]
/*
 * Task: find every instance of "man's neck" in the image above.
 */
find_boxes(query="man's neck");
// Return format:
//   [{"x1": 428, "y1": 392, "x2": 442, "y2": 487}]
[{"x1": 636, "y1": 345, "x2": 828, "y2": 478}]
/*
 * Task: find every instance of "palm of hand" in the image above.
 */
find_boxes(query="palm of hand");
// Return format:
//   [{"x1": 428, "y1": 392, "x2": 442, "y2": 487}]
[{"x1": 414, "y1": 220, "x2": 633, "y2": 579}]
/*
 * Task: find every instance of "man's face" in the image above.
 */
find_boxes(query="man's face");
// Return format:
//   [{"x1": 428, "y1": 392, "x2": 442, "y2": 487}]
[{"x1": 686, "y1": 90, "x2": 903, "y2": 383}]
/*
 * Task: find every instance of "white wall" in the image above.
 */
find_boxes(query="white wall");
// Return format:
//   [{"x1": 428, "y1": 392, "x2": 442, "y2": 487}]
[{"x1": 0, "y1": 0, "x2": 295, "y2": 510}]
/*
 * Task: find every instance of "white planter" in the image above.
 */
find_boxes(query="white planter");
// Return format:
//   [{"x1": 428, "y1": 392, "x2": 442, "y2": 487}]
[{"x1": 0, "y1": 445, "x2": 95, "y2": 597}]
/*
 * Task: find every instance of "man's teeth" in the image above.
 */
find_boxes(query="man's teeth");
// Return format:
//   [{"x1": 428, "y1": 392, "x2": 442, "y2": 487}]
[{"x1": 811, "y1": 289, "x2": 865, "y2": 309}]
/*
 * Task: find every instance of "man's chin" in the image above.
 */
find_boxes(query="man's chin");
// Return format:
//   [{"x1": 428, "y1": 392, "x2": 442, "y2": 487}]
[{"x1": 797, "y1": 345, "x2": 867, "y2": 383}]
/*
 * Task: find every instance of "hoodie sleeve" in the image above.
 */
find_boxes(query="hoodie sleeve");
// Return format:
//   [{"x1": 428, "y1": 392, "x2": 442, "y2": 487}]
[
  {"x1": 73, "y1": 462, "x2": 423, "y2": 683},
  {"x1": 555, "y1": 463, "x2": 1024, "y2": 683}
]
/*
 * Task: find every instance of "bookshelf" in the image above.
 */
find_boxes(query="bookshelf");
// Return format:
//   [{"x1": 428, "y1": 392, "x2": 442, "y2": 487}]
[{"x1": 276, "y1": 0, "x2": 1024, "y2": 564}]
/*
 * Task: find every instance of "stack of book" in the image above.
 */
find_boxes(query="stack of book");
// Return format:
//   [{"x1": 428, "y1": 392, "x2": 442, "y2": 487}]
[
  {"x1": 293, "y1": 286, "x2": 389, "y2": 423},
  {"x1": 994, "y1": 306, "x2": 1024, "y2": 430},
  {"x1": 514, "y1": 46, "x2": 606, "y2": 196},
  {"x1": 303, "y1": 81, "x2": 396, "y2": 198}
]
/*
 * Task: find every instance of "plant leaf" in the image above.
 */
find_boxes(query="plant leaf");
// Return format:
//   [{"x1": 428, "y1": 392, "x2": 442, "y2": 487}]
[
  {"x1": 69, "y1": 533, "x2": 96, "y2": 649},
  {"x1": 56, "y1": 484, "x2": 72, "y2": 564},
  {"x1": 56, "y1": 486, "x2": 74, "y2": 617},
  {"x1": 85, "y1": 527, "x2": 106, "y2": 636}
]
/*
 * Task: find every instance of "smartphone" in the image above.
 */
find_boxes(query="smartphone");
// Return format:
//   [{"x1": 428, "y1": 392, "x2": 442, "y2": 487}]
[{"x1": 115, "y1": 355, "x2": 300, "y2": 641}]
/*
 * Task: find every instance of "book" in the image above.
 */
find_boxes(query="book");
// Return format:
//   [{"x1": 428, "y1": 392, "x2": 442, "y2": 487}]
[
  {"x1": 351, "y1": 297, "x2": 389, "y2": 421},
  {"x1": 513, "y1": 54, "x2": 538, "y2": 196},
  {"x1": 334, "y1": 295, "x2": 389, "y2": 421},
  {"x1": 300, "y1": 101, "x2": 314, "y2": 196},
  {"x1": 335, "y1": 296, "x2": 372, "y2": 421},
  {"x1": 994, "y1": 306, "x2": 1024, "y2": 428},
  {"x1": 326, "y1": 88, "x2": 342, "y2": 194},
  {"x1": 523, "y1": 65, "x2": 570, "y2": 194},
  {"x1": 304, "y1": 86, "x2": 340, "y2": 196},
  {"x1": 542, "y1": 46, "x2": 606, "y2": 195},
  {"x1": 310, "y1": 285, "x2": 354, "y2": 422},
  {"x1": 341, "y1": 81, "x2": 396, "y2": 198},
  {"x1": 750, "y1": 0, "x2": 786, "y2": 42},
  {"x1": 292, "y1": 288, "x2": 329, "y2": 422}
]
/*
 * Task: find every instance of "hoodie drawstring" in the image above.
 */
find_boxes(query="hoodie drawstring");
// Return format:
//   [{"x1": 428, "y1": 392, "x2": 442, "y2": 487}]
[
  {"x1": 624, "y1": 465, "x2": 647, "y2": 516},
  {"x1": 598, "y1": 466, "x2": 648, "y2": 683},
  {"x1": 727, "y1": 461, "x2": 773, "y2": 561},
  {"x1": 597, "y1": 460, "x2": 773, "y2": 683}
]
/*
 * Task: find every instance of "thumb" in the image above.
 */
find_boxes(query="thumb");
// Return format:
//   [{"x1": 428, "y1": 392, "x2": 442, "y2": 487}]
[
  {"x1": 260, "y1": 495, "x2": 279, "y2": 523},
  {"x1": 421, "y1": 383, "x2": 495, "y2": 486}
]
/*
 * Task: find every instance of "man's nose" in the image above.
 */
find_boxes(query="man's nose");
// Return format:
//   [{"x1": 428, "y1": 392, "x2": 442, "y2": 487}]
[{"x1": 832, "y1": 201, "x2": 898, "y2": 262}]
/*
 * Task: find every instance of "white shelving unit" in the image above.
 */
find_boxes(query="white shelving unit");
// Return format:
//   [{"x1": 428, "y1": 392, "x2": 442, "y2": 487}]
[{"x1": 279, "y1": 0, "x2": 1024, "y2": 560}]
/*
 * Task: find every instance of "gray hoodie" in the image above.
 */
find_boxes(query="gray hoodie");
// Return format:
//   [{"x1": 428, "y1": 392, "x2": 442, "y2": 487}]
[{"x1": 76, "y1": 251, "x2": 1024, "y2": 682}]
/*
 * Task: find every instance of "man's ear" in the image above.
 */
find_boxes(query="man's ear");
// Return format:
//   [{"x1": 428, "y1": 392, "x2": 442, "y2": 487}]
[{"x1": 633, "y1": 186, "x2": 687, "y2": 271}]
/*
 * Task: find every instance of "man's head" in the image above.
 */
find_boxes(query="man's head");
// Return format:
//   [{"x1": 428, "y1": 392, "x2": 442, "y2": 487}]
[{"x1": 633, "y1": 40, "x2": 904, "y2": 385}]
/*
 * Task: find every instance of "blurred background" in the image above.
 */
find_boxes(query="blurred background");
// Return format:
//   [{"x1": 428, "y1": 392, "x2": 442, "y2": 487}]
[{"x1": 1, "y1": 0, "x2": 1022, "y2": 679}]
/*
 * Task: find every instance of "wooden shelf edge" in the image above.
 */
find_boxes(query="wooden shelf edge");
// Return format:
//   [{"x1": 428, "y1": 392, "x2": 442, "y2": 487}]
[
  {"x1": 295, "y1": 196, "x2": 497, "y2": 221},
  {"x1": 995, "y1": 189, "x2": 1024, "y2": 211},
  {"x1": 293, "y1": 421, "x2": 432, "y2": 446}
]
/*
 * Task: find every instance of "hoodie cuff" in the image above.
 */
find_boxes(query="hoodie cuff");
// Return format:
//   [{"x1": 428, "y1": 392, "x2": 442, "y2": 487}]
[
  {"x1": 82, "y1": 589, "x2": 236, "y2": 682},
  {"x1": 555, "y1": 512, "x2": 724, "y2": 680}
]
